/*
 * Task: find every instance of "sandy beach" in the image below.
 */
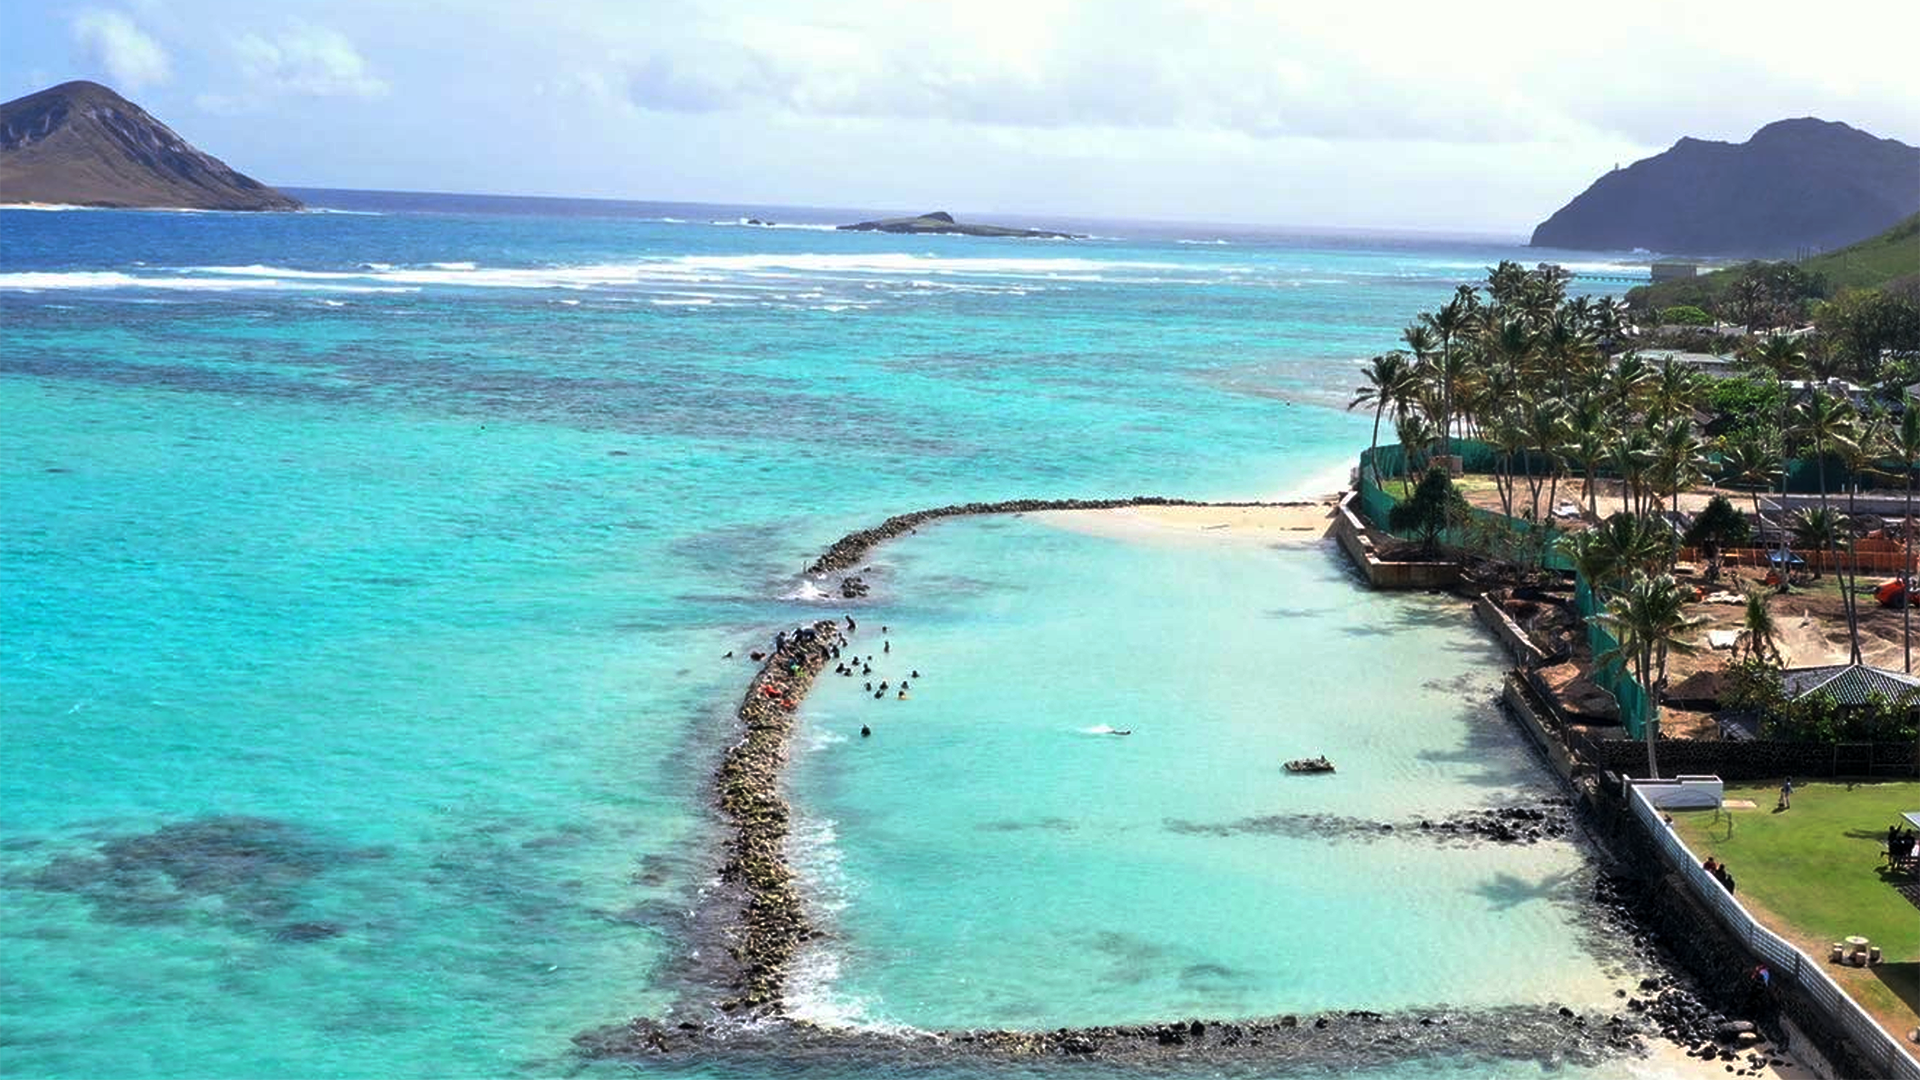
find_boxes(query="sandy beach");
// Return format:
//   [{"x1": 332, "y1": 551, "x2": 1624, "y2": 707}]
[{"x1": 1029, "y1": 496, "x2": 1342, "y2": 547}]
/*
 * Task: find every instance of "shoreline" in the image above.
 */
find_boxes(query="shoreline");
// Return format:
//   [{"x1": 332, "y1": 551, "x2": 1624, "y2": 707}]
[{"x1": 587, "y1": 495, "x2": 1796, "y2": 1078}]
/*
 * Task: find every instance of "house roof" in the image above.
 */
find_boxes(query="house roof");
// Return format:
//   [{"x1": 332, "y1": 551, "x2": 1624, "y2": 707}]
[{"x1": 1781, "y1": 663, "x2": 1920, "y2": 706}]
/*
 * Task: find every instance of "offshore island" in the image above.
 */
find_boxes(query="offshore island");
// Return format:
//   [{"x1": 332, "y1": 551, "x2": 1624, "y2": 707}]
[{"x1": 838, "y1": 210, "x2": 1082, "y2": 238}]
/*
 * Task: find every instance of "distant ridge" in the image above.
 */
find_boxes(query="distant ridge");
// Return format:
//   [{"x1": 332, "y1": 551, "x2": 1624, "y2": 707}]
[
  {"x1": 1530, "y1": 118, "x2": 1920, "y2": 257},
  {"x1": 0, "y1": 80, "x2": 300, "y2": 211}
]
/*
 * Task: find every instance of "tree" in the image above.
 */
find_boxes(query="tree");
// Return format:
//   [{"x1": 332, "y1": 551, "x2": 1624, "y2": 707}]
[
  {"x1": 1388, "y1": 467, "x2": 1468, "y2": 557},
  {"x1": 1789, "y1": 389, "x2": 1862, "y2": 661},
  {"x1": 1350, "y1": 351, "x2": 1415, "y2": 486},
  {"x1": 1895, "y1": 407, "x2": 1920, "y2": 672},
  {"x1": 1816, "y1": 287, "x2": 1920, "y2": 380},
  {"x1": 1746, "y1": 333, "x2": 1808, "y2": 381},
  {"x1": 1662, "y1": 304, "x2": 1713, "y2": 326},
  {"x1": 1716, "y1": 431, "x2": 1781, "y2": 535},
  {"x1": 1790, "y1": 507, "x2": 1847, "y2": 580},
  {"x1": 1684, "y1": 495, "x2": 1751, "y2": 581},
  {"x1": 1594, "y1": 572, "x2": 1704, "y2": 778},
  {"x1": 1560, "y1": 397, "x2": 1613, "y2": 519},
  {"x1": 1741, "y1": 588, "x2": 1783, "y2": 664}
]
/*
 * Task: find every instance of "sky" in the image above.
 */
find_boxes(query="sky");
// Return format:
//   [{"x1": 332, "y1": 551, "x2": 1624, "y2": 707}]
[{"x1": 5, "y1": 0, "x2": 1919, "y2": 235}]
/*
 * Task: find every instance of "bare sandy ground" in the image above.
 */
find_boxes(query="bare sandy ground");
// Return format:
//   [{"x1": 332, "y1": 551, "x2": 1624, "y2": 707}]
[{"x1": 1028, "y1": 498, "x2": 1341, "y2": 547}]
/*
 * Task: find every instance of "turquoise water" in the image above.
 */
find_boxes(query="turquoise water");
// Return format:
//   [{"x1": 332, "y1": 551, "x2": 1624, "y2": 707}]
[
  {"x1": 0, "y1": 197, "x2": 1656, "y2": 1078},
  {"x1": 788, "y1": 519, "x2": 1618, "y2": 1032}
]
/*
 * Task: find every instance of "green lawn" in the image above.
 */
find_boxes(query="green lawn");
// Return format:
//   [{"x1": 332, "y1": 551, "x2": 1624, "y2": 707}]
[{"x1": 1670, "y1": 780, "x2": 1920, "y2": 1039}]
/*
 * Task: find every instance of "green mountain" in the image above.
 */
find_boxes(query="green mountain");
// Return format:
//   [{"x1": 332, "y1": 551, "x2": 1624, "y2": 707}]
[{"x1": 1629, "y1": 212, "x2": 1920, "y2": 313}]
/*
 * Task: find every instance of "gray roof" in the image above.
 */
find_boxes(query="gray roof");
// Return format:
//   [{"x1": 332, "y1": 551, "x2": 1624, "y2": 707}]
[{"x1": 1781, "y1": 664, "x2": 1920, "y2": 706}]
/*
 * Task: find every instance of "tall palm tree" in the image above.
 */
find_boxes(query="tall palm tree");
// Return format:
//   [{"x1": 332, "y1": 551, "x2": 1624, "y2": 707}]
[
  {"x1": 1350, "y1": 351, "x2": 1415, "y2": 486},
  {"x1": 1897, "y1": 408, "x2": 1920, "y2": 672},
  {"x1": 1594, "y1": 572, "x2": 1704, "y2": 778},
  {"x1": 1611, "y1": 424, "x2": 1659, "y2": 517},
  {"x1": 1651, "y1": 418, "x2": 1710, "y2": 516},
  {"x1": 1716, "y1": 431, "x2": 1781, "y2": 535},
  {"x1": 1560, "y1": 397, "x2": 1613, "y2": 519},
  {"x1": 1789, "y1": 390, "x2": 1862, "y2": 662}
]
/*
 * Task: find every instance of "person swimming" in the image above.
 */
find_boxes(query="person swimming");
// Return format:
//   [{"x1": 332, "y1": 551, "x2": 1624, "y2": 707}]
[{"x1": 861, "y1": 724, "x2": 871, "y2": 737}]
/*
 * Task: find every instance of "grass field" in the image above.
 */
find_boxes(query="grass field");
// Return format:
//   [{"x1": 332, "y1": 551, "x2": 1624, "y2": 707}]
[
  {"x1": 1669, "y1": 780, "x2": 1920, "y2": 1042},
  {"x1": 1631, "y1": 211, "x2": 1920, "y2": 312}
]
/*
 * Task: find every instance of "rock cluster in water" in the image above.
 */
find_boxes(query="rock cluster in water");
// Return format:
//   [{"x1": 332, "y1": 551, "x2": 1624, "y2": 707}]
[
  {"x1": 714, "y1": 619, "x2": 842, "y2": 1011},
  {"x1": 1164, "y1": 800, "x2": 1574, "y2": 845}
]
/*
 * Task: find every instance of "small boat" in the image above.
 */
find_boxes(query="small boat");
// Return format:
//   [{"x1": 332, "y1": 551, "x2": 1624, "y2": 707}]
[{"x1": 1285, "y1": 756, "x2": 1335, "y2": 774}]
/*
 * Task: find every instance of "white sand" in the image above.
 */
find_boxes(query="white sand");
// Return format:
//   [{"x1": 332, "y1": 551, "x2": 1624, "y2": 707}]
[{"x1": 1028, "y1": 498, "x2": 1340, "y2": 547}]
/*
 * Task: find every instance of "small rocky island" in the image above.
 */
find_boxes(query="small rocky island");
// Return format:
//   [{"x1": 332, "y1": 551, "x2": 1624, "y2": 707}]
[{"x1": 838, "y1": 210, "x2": 1080, "y2": 239}]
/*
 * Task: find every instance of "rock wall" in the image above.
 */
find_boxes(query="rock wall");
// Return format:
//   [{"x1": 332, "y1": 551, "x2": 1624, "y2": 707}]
[{"x1": 1581, "y1": 736, "x2": 1918, "y2": 781}]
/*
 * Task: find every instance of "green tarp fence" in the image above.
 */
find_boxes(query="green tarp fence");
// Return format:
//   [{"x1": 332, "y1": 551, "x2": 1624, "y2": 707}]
[
  {"x1": 1355, "y1": 443, "x2": 1652, "y2": 736},
  {"x1": 1574, "y1": 574, "x2": 1651, "y2": 739},
  {"x1": 1354, "y1": 470, "x2": 1575, "y2": 573},
  {"x1": 1358, "y1": 440, "x2": 1889, "y2": 496}
]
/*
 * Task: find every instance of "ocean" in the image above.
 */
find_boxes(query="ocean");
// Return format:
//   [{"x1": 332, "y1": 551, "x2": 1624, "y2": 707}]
[{"x1": 0, "y1": 192, "x2": 1660, "y2": 1078}]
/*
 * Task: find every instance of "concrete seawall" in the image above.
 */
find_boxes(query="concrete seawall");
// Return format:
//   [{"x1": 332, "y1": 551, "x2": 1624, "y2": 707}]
[{"x1": 1331, "y1": 491, "x2": 1463, "y2": 588}]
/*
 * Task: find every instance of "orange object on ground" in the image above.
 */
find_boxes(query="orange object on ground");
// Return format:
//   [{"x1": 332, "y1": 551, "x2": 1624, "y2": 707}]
[{"x1": 1875, "y1": 579, "x2": 1907, "y2": 607}]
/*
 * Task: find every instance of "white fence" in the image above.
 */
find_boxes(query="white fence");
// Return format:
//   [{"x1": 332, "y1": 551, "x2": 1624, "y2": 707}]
[{"x1": 1627, "y1": 782, "x2": 1920, "y2": 1079}]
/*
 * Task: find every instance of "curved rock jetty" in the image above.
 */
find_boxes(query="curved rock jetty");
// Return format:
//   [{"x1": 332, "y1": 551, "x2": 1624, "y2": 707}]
[
  {"x1": 579, "y1": 497, "x2": 1781, "y2": 1075},
  {"x1": 714, "y1": 619, "x2": 841, "y2": 1011},
  {"x1": 806, "y1": 496, "x2": 1301, "y2": 576}
]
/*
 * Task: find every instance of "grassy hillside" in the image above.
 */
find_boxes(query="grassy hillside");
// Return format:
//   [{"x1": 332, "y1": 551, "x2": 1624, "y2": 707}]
[{"x1": 1631, "y1": 211, "x2": 1920, "y2": 313}]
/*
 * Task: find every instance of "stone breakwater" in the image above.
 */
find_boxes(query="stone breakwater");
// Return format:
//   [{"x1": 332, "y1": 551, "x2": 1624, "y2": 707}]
[
  {"x1": 576, "y1": 1003, "x2": 1659, "y2": 1069},
  {"x1": 714, "y1": 619, "x2": 842, "y2": 1012},
  {"x1": 578, "y1": 497, "x2": 1785, "y2": 1074},
  {"x1": 805, "y1": 496, "x2": 1311, "y2": 577}
]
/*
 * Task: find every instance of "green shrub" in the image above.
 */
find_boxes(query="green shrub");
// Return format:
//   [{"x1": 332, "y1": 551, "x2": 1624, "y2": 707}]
[{"x1": 1662, "y1": 304, "x2": 1713, "y2": 326}]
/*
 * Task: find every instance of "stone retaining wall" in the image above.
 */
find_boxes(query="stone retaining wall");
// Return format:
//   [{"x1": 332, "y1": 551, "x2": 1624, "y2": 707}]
[
  {"x1": 1580, "y1": 736, "x2": 1918, "y2": 781},
  {"x1": 1331, "y1": 492, "x2": 1463, "y2": 589}
]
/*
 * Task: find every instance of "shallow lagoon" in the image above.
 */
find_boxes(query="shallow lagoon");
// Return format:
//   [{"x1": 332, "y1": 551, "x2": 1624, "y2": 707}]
[{"x1": 788, "y1": 519, "x2": 1631, "y2": 1031}]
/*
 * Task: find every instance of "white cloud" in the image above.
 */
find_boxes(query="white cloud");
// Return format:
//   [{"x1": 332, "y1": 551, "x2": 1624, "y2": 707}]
[
  {"x1": 70, "y1": 9, "x2": 171, "y2": 91},
  {"x1": 605, "y1": 0, "x2": 1920, "y2": 147},
  {"x1": 232, "y1": 23, "x2": 387, "y2": 99}
]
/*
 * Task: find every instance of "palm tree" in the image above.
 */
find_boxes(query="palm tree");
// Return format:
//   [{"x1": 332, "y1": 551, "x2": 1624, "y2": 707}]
[
  {"x1": 1789, "y1": 390, "x2": 1862, "y2": 662},
  {"x1": 1594, "y1": 571, "x2": 1704, "y2": 778},
  {"x1": 1422, "y1": 293, "x2": 1473, "y2": 444},
  {"x1": 1560, "y1": 397, "x2": 1613, "y2": 519},
  {"x1": 1791, "y1": 507, "x2": 1847, "y2": 580},
  {"x1": 1716, "y1": 432, "x2": 1781, "y2": 537},
  {"x1": 1747, "y1": 333, "x2": 1807, "y2": 381},
  {"x1": 1897, "y1": 408, "x2": 1920, "y2": 672},
  {"x1": 1350, "y1": 351, "x2": 1415, "y2": 486},
  {"x1": 1647, "y1": 361, "x2": 1702, "y2": 425},
  {"x1": 1611, "y1": 424, "x2": 1658, "y2": 517},
  {"x1": 1741, "y1": 588, "x2": 1783, "y2": 664},
  {"x1": 1651, "y1": 418, "x2": 1709, "y2": 516}
]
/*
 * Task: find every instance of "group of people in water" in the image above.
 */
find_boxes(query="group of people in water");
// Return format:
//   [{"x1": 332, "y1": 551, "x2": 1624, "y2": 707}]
[
  {"x1": 734, "y1": 614, "x2": 924, "y2": 741},
  {"x1": 828, "y1": 616, "x2": 920, "y2": 738}
]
